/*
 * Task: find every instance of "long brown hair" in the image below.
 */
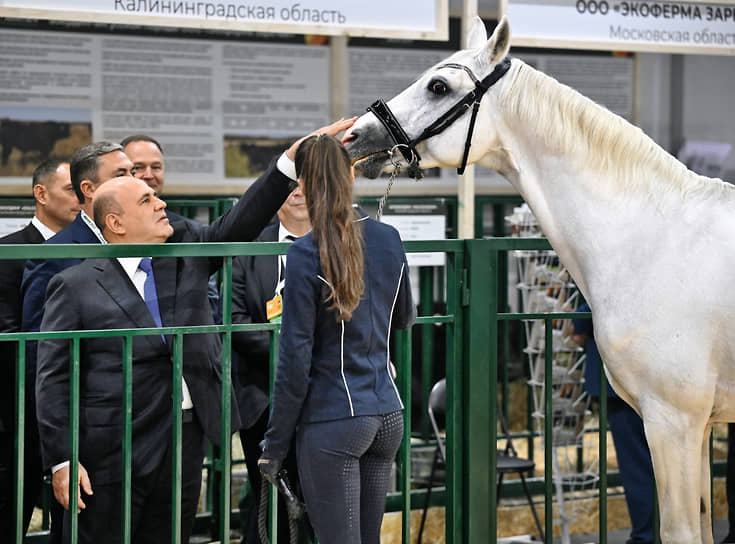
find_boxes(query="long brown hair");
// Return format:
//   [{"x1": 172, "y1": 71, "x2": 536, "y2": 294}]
[{"x1": 295, "y1": 134, "x2": 364, "y2": 321}]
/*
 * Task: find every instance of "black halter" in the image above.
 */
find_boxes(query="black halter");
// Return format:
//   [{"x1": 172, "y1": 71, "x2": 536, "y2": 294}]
[{"x1": 367, "y1": 57, "x2": 512, "y2": 178}]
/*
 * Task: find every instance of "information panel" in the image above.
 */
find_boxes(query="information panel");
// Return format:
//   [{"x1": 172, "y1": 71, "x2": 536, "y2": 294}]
[
  {"x1": 0, "y1": 27, "x2": 633, "y2": 195},
  {"x1": 501, "y1": 0, "x2": 735, "y2": 54},
  {"x1": 0, "y1": 0, "x2": 448, "y2": 41}
]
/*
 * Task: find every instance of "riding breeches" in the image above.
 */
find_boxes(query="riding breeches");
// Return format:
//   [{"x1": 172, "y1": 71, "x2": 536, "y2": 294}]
[{"x1": 295, "y1": 411, "x2": 404, "y2": 544}]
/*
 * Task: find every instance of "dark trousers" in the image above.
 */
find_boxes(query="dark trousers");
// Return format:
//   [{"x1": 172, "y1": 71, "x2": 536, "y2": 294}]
[
  {"x1": 295, "y1": 411, "x2": 403, "y2": 544},
  {"x1": 0, "y1": 428, "x2": 43, "y2": 539},
  {"x1": 607, "y1": 397, "x2": 655, "y2": 544},
  {"x1": 61, "y1": 416, "x2": 204, "y2": 544},
  {"x1": 725, "y1": 423, "x2": 735, "y2": 541}
]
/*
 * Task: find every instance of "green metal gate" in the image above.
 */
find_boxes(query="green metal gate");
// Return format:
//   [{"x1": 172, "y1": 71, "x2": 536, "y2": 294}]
[{"x1": 1, "y1": 237, "x2": 699, "y2": 543}]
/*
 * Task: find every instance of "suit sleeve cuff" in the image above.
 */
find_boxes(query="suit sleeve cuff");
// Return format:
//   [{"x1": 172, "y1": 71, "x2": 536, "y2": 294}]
[
  {"x1": 52, "y1": 460, "x2": 70, "y2": 474},
  {"x1": 276, "y1": 153, "x2": 297, "y2": 183}
]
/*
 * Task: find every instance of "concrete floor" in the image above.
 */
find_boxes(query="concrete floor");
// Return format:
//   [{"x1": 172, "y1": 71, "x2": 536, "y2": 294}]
[{"x1": 551, "y1": 518, "x2": 730, "y2": 544}]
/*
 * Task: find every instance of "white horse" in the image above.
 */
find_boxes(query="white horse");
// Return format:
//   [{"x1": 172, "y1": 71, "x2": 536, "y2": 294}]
[{"x1": 344, "y1": 16, "x2": 735, "y2": 544}]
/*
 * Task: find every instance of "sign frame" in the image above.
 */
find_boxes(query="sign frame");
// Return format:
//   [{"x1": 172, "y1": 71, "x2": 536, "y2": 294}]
[
  {"x1": 500, "y1": 0, "x2": 735, "y2": 55},
  {"x1": 0, "y1": 0, "x2": 449, "y2": 41}
]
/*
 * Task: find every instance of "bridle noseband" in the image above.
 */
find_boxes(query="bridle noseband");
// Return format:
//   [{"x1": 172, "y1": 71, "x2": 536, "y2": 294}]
[{"x1": 367, "y1": 57, "x2": 512, "y2": 179}]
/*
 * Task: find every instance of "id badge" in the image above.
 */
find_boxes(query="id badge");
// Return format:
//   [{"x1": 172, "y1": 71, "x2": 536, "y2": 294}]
[{"x1": 266, "y1": 294, "x2": 283, "y2": 323}]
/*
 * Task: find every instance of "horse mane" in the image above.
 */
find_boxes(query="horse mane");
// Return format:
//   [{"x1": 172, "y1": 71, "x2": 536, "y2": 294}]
[{"x1": 500, "y1": 59, "x2": 732, "y2": 201}]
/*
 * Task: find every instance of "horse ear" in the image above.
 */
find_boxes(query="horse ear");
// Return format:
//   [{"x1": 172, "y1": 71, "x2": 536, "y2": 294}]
[
  {"x1": 486, "y1": 16, "x2": 511, "y2": 64},
  {"x1": 466, "y1": 16, "x2": 487, "y2": 49}
]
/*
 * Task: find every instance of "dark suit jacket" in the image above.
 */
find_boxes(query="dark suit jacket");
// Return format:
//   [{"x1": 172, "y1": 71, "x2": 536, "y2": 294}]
[
  {"x1": 21, "y1": 212, "x2": 99, "y2": 335},
  {"x1": 0, "y1": 223, "x2": 44, "y2": 432},
  {"x1": 231, "y1": 224, "x2": 279, "y2": 430},
  {"x1": 36, "y1": 162, "x2": 293, "y2": 484}
]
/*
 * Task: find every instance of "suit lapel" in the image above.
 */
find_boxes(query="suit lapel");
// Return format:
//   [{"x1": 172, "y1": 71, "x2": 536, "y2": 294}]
[
  {"x1": 23, "y1": 223, "x2": 44, "y2": 244},
  {"x1": 94, "y1": 259, "x2": 164, "y2": 349},
  {"x1": 152, "y1": 256, "x2": 177, "y2": 330},
  {"x1": 257, "y1": 228, "x2": 279, "y2": 301}
]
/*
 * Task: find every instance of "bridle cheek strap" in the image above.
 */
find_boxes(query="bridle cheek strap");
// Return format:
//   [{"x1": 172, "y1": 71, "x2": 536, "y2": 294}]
[
  {"x1": 367, "y1": 57, "x2": 512, "y2": 177},
  {"x1": 366, "y1": 99, "x2": 421, "y2": 165}
]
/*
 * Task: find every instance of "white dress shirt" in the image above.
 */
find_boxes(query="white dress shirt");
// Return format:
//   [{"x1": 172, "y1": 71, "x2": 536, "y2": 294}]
[{"x1": 118, "y1": 257, "x2": 194, "y2": 410}]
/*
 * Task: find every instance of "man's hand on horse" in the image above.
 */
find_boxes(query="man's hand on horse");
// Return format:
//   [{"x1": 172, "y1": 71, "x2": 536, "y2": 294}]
[{"x1": 286, "y1": 117, "x2": 358, "y2": 161}]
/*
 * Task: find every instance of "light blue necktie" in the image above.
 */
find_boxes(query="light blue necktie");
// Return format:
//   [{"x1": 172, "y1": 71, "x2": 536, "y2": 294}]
[{"x1": 139, "y1": 257, "x2": 165, "y2": 341}]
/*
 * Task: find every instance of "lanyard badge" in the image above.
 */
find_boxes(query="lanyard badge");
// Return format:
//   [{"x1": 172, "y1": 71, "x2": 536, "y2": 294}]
[{"x1": 266, "y1": 294, "x2": 283, "y2": 323}]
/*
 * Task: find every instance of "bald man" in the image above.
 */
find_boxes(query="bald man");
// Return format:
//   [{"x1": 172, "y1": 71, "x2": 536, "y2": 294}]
[{"x1": 35, "y1": 170, "x2": 289, "y2": 543}]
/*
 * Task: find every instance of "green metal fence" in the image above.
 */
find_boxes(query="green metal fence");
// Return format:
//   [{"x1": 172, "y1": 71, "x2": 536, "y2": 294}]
[{"x1": 2, "y1": 238, "x2": 721, "y2": 543}]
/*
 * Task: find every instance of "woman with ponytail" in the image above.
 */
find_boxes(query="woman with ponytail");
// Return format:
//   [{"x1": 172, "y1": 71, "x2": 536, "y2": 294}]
[{"x1": 259, "y1": 133, "x2": 415, "y2": 544}]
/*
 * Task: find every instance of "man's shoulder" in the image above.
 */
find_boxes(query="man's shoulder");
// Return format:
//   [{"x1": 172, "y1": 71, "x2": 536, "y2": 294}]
[
  {"x1": 0, "y1": 223, "x2": 40, "y2": 244},
  {"x1": 45, "y1": 220, "x2": 84, "y2": 245},
  {"x1": 51, "y1": 258, "x2": 105, "y2": 285},
  {"x1": 258, "y1": 223, "x2": 279, "y2": 241}
]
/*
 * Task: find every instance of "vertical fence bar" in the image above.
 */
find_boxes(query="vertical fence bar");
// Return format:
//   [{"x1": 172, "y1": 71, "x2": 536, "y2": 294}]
[
  {"x1": 544, "y1": 317, "x2": 553, "y2": 542},
  {"x1": 219, "y1": 257, "x2": 233, "y2": 543},
  {"x1": 13, "y1": 341, "x2": 25, "y2": 544},
  {"x1": 121, "y1": 335, "x2": 133, "y2": 544},
  {"x1": 395, "y1": 328, "x2": 412, "y2": 544},
  {"x1": 171, "y1": 333, "x2": 184, "y2": 544},
  {"x1": 268, "y1": 330, "x2": 279, "y2": 540},
  {"x1": 420, "y1": 267, "x2": 434, "y2": 440},
  {"x1": 445, "y1": 249, "x2": 464, "y2": 544},
  {"x1": 464, "y1": 240, "x2": 494, "y2": 542},
  {"x1": 69, "y1": 337, "x2": 80, "y2": 544},
  {"x1": 599, "y1": 360, "x2": 608, "y2": 544}
]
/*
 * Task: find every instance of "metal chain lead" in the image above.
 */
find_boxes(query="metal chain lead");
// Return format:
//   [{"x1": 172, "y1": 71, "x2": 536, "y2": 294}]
[
  {"x1": 376, "y1": 145, "x2": 419, "y2": 221},
  {"x1": 376, "y1": 166, "x2": 398, "y2": 221}
]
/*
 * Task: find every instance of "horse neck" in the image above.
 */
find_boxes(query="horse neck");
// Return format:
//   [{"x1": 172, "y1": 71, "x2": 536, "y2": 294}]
[{"x1": 484, "y1": 62, "x2": 720, "y2": 303}]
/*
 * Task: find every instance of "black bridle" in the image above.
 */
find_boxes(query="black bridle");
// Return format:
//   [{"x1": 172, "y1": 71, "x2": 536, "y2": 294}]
[{"x1": 367, "y1": 57, "x2": 512, "y2": 179}]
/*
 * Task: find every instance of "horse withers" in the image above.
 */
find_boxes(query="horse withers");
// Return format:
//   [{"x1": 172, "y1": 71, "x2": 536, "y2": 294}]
[{"x1": 344, "y1": 16, "x2": 735, "y2": 544}]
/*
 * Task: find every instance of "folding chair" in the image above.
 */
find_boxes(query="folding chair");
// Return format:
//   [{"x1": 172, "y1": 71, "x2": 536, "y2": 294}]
[{"x1": 417, "y1": 378, "x2": 545, "y2": 543}]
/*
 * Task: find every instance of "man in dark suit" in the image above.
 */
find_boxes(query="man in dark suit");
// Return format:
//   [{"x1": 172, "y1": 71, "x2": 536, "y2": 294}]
[
  {"x1": 0, "y1": 158, "x2": 78, "y2": 539},
  {"x1": 21, "y1": 142, "x2": 134, "y2": 337},
  {"x1": 231, "y1": 183, "x2": 311, "y2": 543},
  {"x1": 20, "y1": 142, "x2": 133, "y2": 543},
  {"x1": 35, "y1": 118, "x2": 355, "y2": 544}
]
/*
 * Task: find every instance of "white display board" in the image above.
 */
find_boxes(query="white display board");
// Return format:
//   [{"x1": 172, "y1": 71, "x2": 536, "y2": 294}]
[
  {"x1": 0, "y1": 0, "x2": 448, "y2": 40},
  {"x1": 501, "y1": 0, "x2": 735, "y2": 55},
  {"x1": 380, "y1": 205, "x2": 447, "y2": 267},
  {"x1": 0, "y1": 28, "x2": 331, "y2": 192}
]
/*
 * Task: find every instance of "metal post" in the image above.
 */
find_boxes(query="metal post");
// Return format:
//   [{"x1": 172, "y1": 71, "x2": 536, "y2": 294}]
[
  {"x1": 464, "y1": 239, "x2": 494, "y2": 541},
  {"x1": 329, "y1": 35, "x2": 348, "y2": 121},
  {"x1": 420, "y1": 266, "x2": 435, "y2": 439},
  {"x1": 445, "y1": 246, "x2": 465, "y2": 544},
  {"x1": 13, "y1": 341, "x2": 25, "y2": 544},
  {"x1": 171, "y1": 334, "x2": 184, "y2": 544},
  {"x1": 121, "y1": 336, "x2": 133, "y2": 544},
  {"x1": 457, "y1": 0, "x2": 479, "y2": 240},
  {"x1": 395, "y1": 329, "x2": 412, "y2": 544},
  {"x1": 219, "y1": 257, "x2": 233, "y2": 542}
]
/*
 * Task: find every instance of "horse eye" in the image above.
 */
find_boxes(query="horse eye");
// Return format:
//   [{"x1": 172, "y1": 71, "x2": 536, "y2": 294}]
[{"x1": 428, "y1": 79, "x2": 448, "y2": 95}]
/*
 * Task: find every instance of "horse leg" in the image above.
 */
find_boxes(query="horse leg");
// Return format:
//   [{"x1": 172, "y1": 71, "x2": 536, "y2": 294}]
[
  {"x1": 700, "y1": 423, "x2": 714, "y2": 544},
  {"x1": 644, "y1": 407, "x2": 705, "y2": 543}
]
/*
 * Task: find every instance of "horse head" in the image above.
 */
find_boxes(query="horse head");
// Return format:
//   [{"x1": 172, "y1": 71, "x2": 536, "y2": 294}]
[{"x1": 344, "y1": 16, "x2": 512, "y2": 179}]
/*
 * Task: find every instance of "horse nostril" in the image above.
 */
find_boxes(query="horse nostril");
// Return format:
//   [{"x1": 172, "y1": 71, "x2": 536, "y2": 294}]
[{"x1": 343, "y1": 131, "x2": 357, "y2": 145}]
